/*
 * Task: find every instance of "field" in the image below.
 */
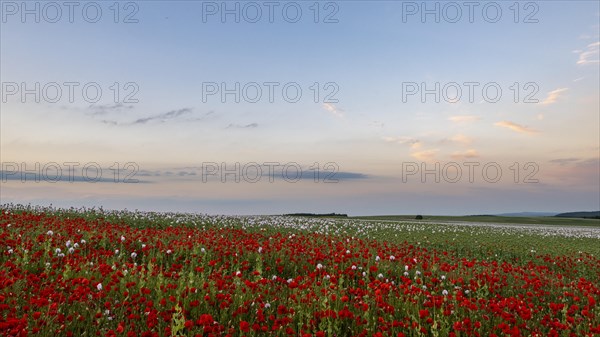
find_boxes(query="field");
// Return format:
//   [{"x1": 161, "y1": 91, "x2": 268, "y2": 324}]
[
  {"x1": 351, "y1": 215, "x2": 600, "y2": 228},
  {"x1": 1, "y1": 205, "x2": 599, "y2": 336}
]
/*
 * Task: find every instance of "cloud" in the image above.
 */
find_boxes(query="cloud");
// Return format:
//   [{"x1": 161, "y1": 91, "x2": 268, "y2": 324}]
[
  {"x1": 226, "y1": 123, "x2": 259, "y2": 129},
  {"x1": 185, "y1": 110, "x2": 215, "y2": 122},
  {"x1": 136, "y1": 170, "x2": 163, "y2": 177},
  {"x1": 448, "y1": 115, "x2": 480, "y2": 123},
  {"x1": 549, "y1": 157, "x2": 600, "y2": 168},
  {"x1": 88, "y1": 103, "x2": 134, "y2": 116},
  {"x1": 549, "y1": 158, "x2": 580, "y2": 166},
  {"x1": 541, "y1": 88, "x2": 568, "y2": 105},
  {"x1": 0, "y1": 170, "x2": 150, "y2": 183},
  {"x1": 576, "y1": 41, "x2": 600, "y2": 65},
  {"x1": 145, "y1": 166, "x2": 369, "y2": 182},
  {"x1": 440, "y1": 134, "x2": 472, "y2": 146},
  {"x1": 411, "y1": 149, "x2": 438, "y2": 161},
  {"x1": 177, "y1": 171, "x2": 197, "y2": 176},
  {"x1": 99, "y1": 108, "x2": 208, "y2": 126},
  {"x1": 322, "y1": 103, "x2": 344, "y2": 118},
  {"x1": 312, "y1": 172, "x2": 369, "y2": 181},
  {"x1": 451, "y1": 149, "x2": 479, "y2": 160},
  {"x1": 383, "y1": 136, "x2": 418, "y2": 145},
  {"x1": 131, "y1": 108, "x2": 193, "y2": 125},
  {"x1": 410, "y1": 142, "x2": 422, "y2": 150},
  {"x1": 383, "y1": 136, "x2": 422, "y2": 149},
  {"x1": 576, "y1": 158, "x2": 600, "y2": 167},
  {"x1": 494, "y1": 121, "x2": 538, "y2": 134},
  {"x1": 101, "y1": 120, "x2": 118, "y2": 126}
]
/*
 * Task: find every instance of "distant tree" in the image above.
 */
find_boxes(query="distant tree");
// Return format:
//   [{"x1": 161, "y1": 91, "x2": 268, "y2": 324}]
[{"x1": 415, "y1": 215, "x2": 423, "y2": 220}]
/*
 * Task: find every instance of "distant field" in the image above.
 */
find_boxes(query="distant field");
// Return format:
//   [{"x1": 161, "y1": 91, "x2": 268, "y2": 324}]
[{"x1": 351, "y1": 215, "x2": 600, "y2": 227}]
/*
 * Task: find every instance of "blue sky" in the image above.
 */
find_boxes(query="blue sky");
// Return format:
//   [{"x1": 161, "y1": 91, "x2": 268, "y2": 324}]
[{"x1": 1, "y1": 1, "x2": 599, "y2": 215}]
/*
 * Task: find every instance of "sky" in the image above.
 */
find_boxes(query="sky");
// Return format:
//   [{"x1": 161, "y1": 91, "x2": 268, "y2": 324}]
[{"x1": 1, "y1": 0, "x2": 599, "y2": 215}]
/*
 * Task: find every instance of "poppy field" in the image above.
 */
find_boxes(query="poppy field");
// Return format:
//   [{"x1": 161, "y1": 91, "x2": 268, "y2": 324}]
[{"x1": 1, "y1": 205, "x2": 599, "y2": 336}]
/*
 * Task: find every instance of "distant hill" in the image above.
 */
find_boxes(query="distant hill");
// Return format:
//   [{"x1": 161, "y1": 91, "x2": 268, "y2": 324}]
[
  {"x1": 496, "y1": 212, "x2": 559, "y2": 217},
  {"x1": 555, "y1": 211, "x2": 600, "y2": 219}
]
